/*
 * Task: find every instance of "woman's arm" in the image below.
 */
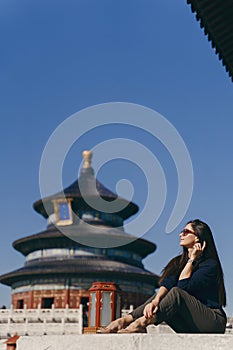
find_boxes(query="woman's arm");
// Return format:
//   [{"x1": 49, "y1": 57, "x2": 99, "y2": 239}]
[
  {"x1": 143, "y1": 286, "x2": 168, "y2": 319},
  {"x1": 179, "y1": 259, "x2": 194, "y2": 280},
  {"x1": 177, "y1": 258, "x2": 218, "y2": 293},
  {"x1": 179, "y1": 241, "x2": 206, "y2": 280}
]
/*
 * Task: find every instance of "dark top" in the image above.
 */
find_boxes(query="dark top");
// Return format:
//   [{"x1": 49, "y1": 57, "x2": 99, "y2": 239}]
[{"x1": 161, "y1": 258, "x2": 221, "y2": 308}]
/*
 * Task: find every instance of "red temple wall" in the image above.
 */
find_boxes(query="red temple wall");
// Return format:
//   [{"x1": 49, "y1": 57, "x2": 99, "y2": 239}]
[{"x1": 12, "y1": 288, "x2": 150, "y2": 309}]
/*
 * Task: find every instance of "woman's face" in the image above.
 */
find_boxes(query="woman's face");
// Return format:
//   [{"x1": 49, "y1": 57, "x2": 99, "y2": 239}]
[{"x1": 179, "y1": 223, "x2": 198, "y2": 248}]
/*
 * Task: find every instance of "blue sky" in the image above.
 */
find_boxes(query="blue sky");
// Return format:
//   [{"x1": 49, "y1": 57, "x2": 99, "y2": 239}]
[{"x1": 0, "y1": 0, "x2": 233, "y2": 315}]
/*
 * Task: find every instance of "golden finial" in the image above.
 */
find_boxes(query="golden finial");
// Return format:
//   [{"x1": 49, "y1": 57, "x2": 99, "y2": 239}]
[{"x1": 82, "y1": 150, "x2": 93, "y2": 168}]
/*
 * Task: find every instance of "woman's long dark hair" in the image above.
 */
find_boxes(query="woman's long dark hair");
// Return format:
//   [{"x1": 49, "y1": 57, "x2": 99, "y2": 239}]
[{"x1": 159, "y1": 219, "x2": 226, "y2": 306}]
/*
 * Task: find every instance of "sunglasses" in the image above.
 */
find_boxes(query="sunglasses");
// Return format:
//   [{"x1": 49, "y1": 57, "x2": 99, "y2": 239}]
[{"x1": 181, "y1": 228, "x2": 196, "y2": 236}]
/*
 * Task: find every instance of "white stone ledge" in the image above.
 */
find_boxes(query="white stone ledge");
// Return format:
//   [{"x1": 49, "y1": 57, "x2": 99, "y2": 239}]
[{"x1": 17, "y1": 333, "x2": 233, "y2": 350}]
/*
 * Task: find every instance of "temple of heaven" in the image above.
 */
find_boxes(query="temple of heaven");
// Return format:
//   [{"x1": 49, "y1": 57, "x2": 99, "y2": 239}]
[{"x1": 0, "y1": 150, "x2": 159, "y2": 309}]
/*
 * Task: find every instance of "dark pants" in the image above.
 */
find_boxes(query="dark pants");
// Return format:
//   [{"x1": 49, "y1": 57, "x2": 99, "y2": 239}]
[{"x1": 130, "y1": 287, "x2": 227, "y2": 333}]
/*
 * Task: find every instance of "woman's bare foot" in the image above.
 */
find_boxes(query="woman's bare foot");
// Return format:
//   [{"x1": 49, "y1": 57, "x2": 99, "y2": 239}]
[
  {"x1": 97, "y1": 315, "x2": 134, "y2": 333},
  {"x1": 117, "y1": 316, "x2": 153, "y2": 334}
]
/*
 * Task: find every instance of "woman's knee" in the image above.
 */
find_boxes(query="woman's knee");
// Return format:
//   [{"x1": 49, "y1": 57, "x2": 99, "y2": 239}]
[
  {"x1": 167, "y1": 287, "x2": 185, "y2": 303},
  {"x1": 169, "y1": 286, "x2": 182, "y2": 296}
]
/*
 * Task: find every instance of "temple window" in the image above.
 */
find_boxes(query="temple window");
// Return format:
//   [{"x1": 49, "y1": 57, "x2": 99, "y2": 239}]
[
  {"x1": 42, "y1": 297, "x2": 54, "y2": 309},
  {"x1": 17, "y1": 299, "x2": 24, "y2": 309}
]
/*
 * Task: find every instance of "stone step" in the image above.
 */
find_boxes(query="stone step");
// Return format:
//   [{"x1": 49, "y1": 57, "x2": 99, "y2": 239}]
[{"x1": 17, "y1": 333, "x2": 233, "y2": 350}]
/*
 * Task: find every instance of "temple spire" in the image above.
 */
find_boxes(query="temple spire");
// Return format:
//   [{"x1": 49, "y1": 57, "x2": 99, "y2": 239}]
[
  {"x1": 80, "y1": 150, "x2": 94, "y2": 176},
  {"x1": 82, "y1": 150, "x2": 93, "y2": 169}
]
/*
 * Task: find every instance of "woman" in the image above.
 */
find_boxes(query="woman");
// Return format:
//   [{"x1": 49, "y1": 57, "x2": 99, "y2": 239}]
[{"x1": 99, "y1": 219, "x2": 227, "y2": 334}]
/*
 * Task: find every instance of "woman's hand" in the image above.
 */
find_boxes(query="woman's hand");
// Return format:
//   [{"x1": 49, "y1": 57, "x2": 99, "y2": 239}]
[
  {"x1": 143, "y1": 300, "x2": 159, "y2": 319},
  {"x1": 190, "y1": 240, "x2": 206, "y2": 260}
]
